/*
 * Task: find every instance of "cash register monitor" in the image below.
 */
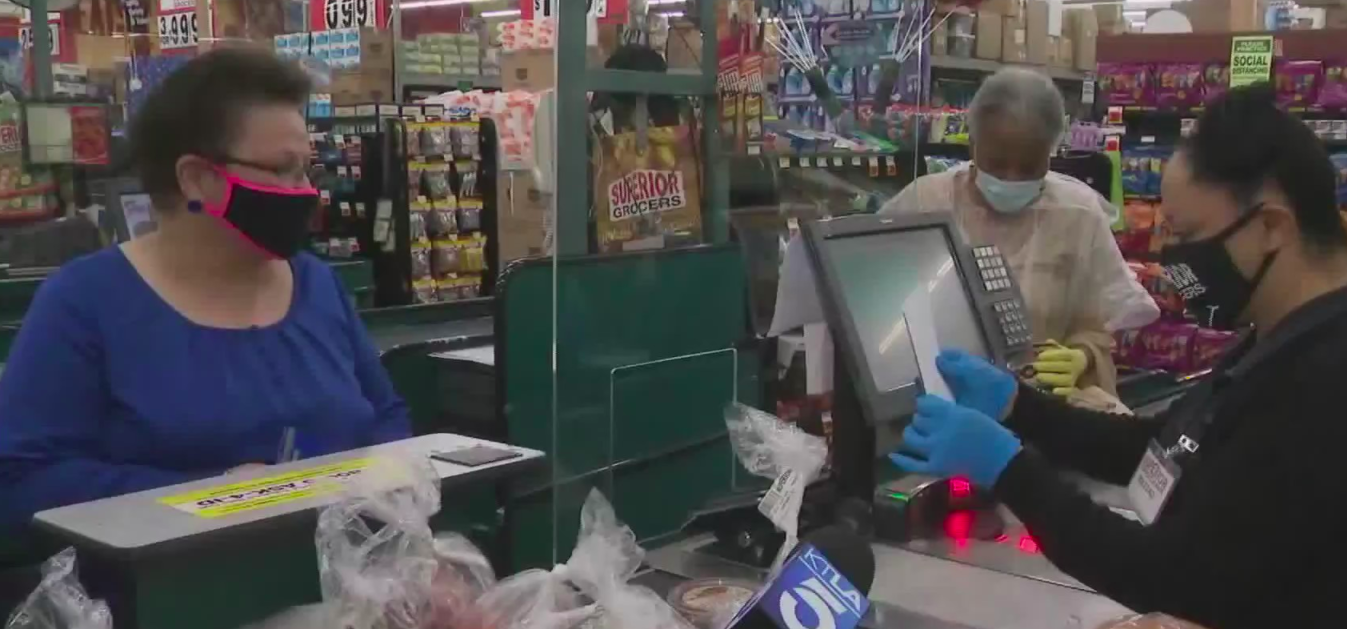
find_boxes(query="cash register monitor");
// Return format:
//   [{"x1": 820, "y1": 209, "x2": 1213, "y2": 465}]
[{"x1": 801, "y1": 214, "x2": 1033, "y2": 442}]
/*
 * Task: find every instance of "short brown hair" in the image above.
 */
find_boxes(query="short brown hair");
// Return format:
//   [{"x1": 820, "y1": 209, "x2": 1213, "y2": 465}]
[{"x1": 129, "y1": 47, "x2": 311, "y2": 207}]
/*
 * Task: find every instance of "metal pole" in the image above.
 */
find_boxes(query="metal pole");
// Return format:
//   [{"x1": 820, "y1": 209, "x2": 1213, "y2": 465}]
[
  {"x1": 31, "y1": 0, "x2": 52, "y2": 98},
  {"x1": 554, "y1": 0, "x2": 589, "y2": 255}
]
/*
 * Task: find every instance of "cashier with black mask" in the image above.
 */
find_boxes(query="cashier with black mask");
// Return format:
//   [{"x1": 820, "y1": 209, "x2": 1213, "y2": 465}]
[{"x1": 889, "y1": 83, "x2": 1347, "y2": 627}]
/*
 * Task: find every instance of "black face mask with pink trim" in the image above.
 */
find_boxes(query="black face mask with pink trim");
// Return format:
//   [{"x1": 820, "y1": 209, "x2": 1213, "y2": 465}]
[{"x1": 198, "y1": 169, "x2": 319, "y2": 259}]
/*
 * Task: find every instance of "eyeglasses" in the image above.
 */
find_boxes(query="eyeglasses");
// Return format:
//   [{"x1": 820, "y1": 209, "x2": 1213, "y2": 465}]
[{"x1": 220, "y1": 156, "x2": 312, "y2": 186}]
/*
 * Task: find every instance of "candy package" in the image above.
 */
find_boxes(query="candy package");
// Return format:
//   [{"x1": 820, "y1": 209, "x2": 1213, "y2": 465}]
[
  {"x1": 1097, "y1": 63, "x2": 1153, "y2": 107},
  {"x1": 1132, "y1": 322, "x2": 1197, "y2": 372},
  {"x1": 426, "y1": 208, "x2": 457, "y2": 237},
  {"x1": 1331, "y1": 153, "x2": 1347, "y2": 206},
  {"x1": 411, "y1": 241, "x2": 432, "y2": 280},
  {"x1": 1200, "y1": 63, "x2": 1229, "y2": 105},
  {"x1": 431, "y1": 239, "x2": 461, "y2": 275},
  {"x1": 1275, "y1": 60, "x2": 1322, "y2": 108},
  {"x1": 458, "y1": 206, "x2": 482, "y2": 232},
  {"x1": 1190, "y1": 327, "x2": 1238, "y2": 372},
  {"x1": 1319, "y1": 61, "x2": 1347, "y2": 110},
  {"x1": 1154, "y1": 63, "x2": 1202, "y2": 110}
]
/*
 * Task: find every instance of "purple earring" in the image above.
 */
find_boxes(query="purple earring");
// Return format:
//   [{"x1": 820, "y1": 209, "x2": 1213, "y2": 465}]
[{"x1": 187, "y1": 200, "x2": 203, "y2": 213}]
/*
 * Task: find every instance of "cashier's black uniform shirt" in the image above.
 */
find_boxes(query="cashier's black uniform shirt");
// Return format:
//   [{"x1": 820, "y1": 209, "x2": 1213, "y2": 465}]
[{"x1": 995, "y1": 284, "x2": 1347, "y2": 628}]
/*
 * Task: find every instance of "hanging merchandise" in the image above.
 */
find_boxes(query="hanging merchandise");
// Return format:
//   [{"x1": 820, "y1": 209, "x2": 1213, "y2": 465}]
[
  {"x1": 398, "y1": 108, "x2": 488, "y2": 304},
  {"x1": 594, "y1": 126, "x2": 703, "y2": 253}
]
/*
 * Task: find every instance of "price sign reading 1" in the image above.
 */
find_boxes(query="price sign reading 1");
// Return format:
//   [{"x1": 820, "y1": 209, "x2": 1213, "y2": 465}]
[
  {"x1": 323, "y1": 0, "x2": 379, "y2": 30},
  {"x1": 158, "y1": 10, "x2": 199, "y2": 50}
]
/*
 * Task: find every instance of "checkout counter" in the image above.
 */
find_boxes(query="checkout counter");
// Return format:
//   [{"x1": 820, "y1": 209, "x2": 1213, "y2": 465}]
[
  {"x1": 645, "y1": 213, "x2": 1145, "y2": 628},
  {"x1": 1, "y1": 210, "x2": 1193, "y2": 628}
]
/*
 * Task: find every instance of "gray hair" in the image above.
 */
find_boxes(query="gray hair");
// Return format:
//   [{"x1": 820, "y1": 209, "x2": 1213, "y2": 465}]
[{"x1": 967, "y1": 68, "x2": 1066, "y2": 148}]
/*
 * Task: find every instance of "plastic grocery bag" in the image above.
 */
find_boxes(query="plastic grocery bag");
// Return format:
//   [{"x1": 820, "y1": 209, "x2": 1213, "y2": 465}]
[
  {"x1": 4, "y1": 549, "x2": 111, "y2": 629},
  {"x1": 556, "y1": 490, "x2": 692, "y2": 629},
  {"x1": 725, "y1": 403, "x2": 828, "y2": 571},
  {"x1": 1096, "y1": 614, "x2": 1209, "y2": 629},
  {"x1": 477, "y1": 570, "x2": 595, "y2": 629},
  {"x1": 310, "y1": 457, "x2": 500, "y2": 629}
]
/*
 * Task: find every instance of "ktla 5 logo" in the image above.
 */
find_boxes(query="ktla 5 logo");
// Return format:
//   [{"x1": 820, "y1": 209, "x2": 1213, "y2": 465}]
[{"x1": 775, "y1": 546, "x2": 866, "y2": 629}]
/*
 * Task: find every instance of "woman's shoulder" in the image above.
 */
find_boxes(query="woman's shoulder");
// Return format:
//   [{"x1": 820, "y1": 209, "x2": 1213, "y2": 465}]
[
  {"x1": 31, "y1": 247, "x2": 135, "y2": 307},
  {"x1": 289, "y1": 253, "x2": 354, "y2": 313}
]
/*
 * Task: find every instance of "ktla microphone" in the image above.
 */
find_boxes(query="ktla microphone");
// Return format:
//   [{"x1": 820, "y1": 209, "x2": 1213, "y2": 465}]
[{"x1": 725, "y1": 526, "x2": 876, "y2": 629}]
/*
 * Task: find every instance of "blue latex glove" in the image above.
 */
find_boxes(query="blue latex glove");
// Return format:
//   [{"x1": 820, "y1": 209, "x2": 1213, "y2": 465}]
[
  {"x1": 888, "y1": 395, "x2": 1022, "y2": 488},
  {"x1": 936, "y1": 349, "x2": 1018, "y2": 421}
]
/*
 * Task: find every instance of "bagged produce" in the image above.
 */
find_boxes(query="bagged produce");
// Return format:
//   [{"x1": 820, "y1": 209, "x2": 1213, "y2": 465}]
[
  {"x1": 725, "y1": 403, "x2": 828, "y2": 572},
  {"x1": 4, "y1": 549, "x2": 111, "y2": 629},
  {"x1": 556, "y1": 490, "x2": 692, "y2": 629}
]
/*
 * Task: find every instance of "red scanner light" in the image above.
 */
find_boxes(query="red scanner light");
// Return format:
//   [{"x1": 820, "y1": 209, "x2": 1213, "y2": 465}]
[
  {"x1": 1017, "y1": 535, "x2": 1040, "y2": 554},
  {"x1": 949, "y1": 477, "x2": 972, "y2": 500}
]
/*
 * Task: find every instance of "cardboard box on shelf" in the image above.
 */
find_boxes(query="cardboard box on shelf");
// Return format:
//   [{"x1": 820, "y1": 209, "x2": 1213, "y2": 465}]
[
  {"x1": 1066, "y1": 8, "x2": 1098, "y2": 72},
  {"x1": 979, "y1": 0, "x2": 1023, "y2": 19},
  {"x1": 666, "y1": 22, "x2": 703, "y2": 69},
  {"x1": 1002, "y1": 15, "x2": 1028, "y2": 63},
  {"x1": 496, "y1": 169, "x2": 550, "y2": 267},
  {"x1": 1093, "y1": 4, "x2": 1124, "y2": 29},
  {"x1": 1026, "y1": 0, "x2": 1050, "y2": 64},
  {"x1": 502, "y1": 49, "x2": 555, "y2": 91},
  {"x1": 1056, "y1": 36, "x2": 1074, "y2": 68},
  {"x1": 1327, "y1": 7, "x2": 1347, "y2": 27},
  {"x1": 1044, "y1": 35, "x2": 1060, "y2": 66},
  {"x1": 976, "y1": 11, "x2": 1003, "y2": 60},
  {"x1": 353, "y1": 27, "x2": 395, "y2": 72},
  {"x1": 330, "y1": 68, "x2": 394, "y2": 105},
  {"x1": 931, "y1": 18, "x2": 950, "y2": 56}
]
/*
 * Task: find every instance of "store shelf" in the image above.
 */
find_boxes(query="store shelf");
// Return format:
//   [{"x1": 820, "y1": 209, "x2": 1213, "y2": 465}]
[
  {"x1": 586, "y1": 68, "x2": 716, "y2": 96},
  {"x1": 931, "y1": 56, "x2": 1087, "y2": 81},
  {"x1": 402, "y1": 73, "x2": 501, "y2": 90}
]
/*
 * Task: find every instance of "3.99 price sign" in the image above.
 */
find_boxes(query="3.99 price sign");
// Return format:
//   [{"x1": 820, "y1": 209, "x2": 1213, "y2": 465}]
[
  {"x1": 311, "y1": 0, "x2": 383, "y2": 31},
  {"x1": 158, "y1": 10, "x2": 199, "y2": 50}
]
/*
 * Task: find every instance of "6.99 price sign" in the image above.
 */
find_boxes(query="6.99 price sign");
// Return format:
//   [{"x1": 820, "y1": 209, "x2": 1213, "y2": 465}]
[
  {"x1": 311, "y1": 0, "x2": 383, "y2": 31},
  {"x1": 158, "y1": 10, "x2": 199, "y2": 49}
]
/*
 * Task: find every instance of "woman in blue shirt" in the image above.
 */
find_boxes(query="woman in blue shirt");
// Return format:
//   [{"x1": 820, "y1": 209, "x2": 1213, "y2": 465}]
[{"x1": 0, "y1": 48, "x2": 410, "y2": 529}]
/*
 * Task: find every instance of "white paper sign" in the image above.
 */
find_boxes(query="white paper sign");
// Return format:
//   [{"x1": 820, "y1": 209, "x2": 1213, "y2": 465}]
[{"x1": 903, "y1": 288, "x2": 951, "y2": 399}]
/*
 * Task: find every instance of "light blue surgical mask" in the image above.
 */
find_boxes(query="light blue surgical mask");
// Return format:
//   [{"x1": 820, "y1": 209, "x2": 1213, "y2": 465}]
[{"x1": 975, "y1": 168, "x2": 1044, "y2": 214}]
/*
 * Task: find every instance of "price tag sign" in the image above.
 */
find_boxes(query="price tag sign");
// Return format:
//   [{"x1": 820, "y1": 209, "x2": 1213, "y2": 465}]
[
  {"x1": 157, "y1": 10, "x2": 199, "y2": 50},
  {"x1": 312, "y1": 0, "x2": 383, "y2": 31},
  {"x1": 18, "y1": 16, "x2": 61, "y2": 56},
  {"x1": 523, "y1": 0, "x2": 626, "y2": 21},
  {"x1": 1229, "y1": 35, "x2": 1273, "y2": 88}
]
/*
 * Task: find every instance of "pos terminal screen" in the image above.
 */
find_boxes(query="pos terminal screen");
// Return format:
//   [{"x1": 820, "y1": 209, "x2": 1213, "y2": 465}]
[{"x1": 823, "y1": 227, "x2": 990, "y2": 392}]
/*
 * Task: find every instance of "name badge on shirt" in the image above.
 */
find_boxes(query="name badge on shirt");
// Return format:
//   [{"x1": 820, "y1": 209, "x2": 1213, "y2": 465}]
[{"x1": 1127, "y1": 439, "x2": 1185, "y2": 525}]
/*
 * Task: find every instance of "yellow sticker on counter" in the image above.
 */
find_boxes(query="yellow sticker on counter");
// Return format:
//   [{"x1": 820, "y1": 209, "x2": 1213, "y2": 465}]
[{"x1": 158, "y1": 459, "x2": 372, "y2": 518}]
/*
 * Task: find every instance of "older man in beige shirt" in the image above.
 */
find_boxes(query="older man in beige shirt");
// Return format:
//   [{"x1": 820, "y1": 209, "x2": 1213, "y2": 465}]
[{"x1": 882, "y1": 69, "x2": 1157, "y2": 395}]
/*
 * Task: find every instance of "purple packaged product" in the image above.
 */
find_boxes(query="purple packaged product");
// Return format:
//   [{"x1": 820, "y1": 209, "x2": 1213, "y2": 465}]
[
  {"x1": 1097, "y1": 63, "x2": 1153, "y2": 107},
  {"x1": 1201, "y1": 63, "x2": 1229, "y2": 105},
  {"x1": 1154, "y1": 63, "x2": 1203, "y2": 109},
  {"x1": 1317, "y1": 61, "x2": 1347, "y2": 109},
  {"x1": 1275, "y1": 60, "x2": 1322, "y2": 108}
]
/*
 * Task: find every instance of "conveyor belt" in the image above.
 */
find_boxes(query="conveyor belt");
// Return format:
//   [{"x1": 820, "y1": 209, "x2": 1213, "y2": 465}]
[{"x1": 371, "y1": 316, "x2": 493, "y2": 352}]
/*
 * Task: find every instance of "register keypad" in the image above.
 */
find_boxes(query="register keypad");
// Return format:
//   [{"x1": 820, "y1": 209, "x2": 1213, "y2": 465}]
[
  {"x1": 995, "y1": 298, "x2": 1031, "y2": 347},
  {"x1": 973, "y1": 246, "x2": 1011, "y2": 292}
]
